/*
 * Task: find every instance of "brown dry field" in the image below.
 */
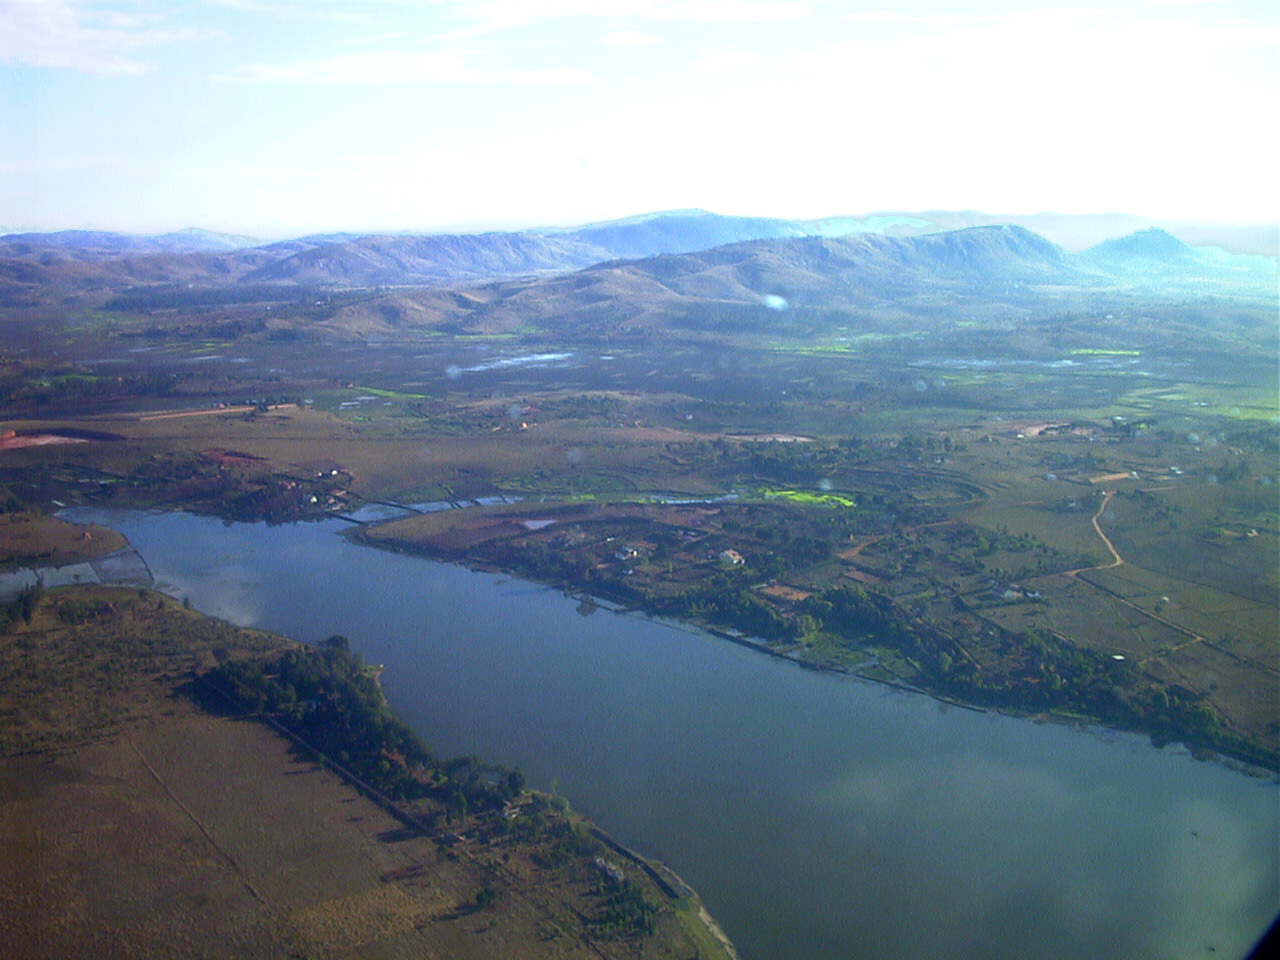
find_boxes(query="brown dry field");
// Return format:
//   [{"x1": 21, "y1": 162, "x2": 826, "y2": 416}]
[
  {"x1": 3, "y1": 399, "x2": 1270, "y2": 761},
  {"x1": 0, "y1": 407, "x2": 727, "y2": 501},
  {"x1": 0, "y1": 513, "x2": 127, "y2": 568},
  {"x1": 0, "y1": 586, "x2": 731, "y2": 960},
  {"x1": 4, "y1": 703, "x2": 705, "y2": 960},
  {"x1": 362, "y1": 502, "x2": 633, "y2": 551},
  {"x1": 999, "y1": 564, "x2": 1278, "y2": 749}
]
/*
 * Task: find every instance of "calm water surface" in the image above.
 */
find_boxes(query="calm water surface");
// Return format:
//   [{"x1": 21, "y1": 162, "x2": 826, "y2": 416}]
[{"x1": 65, "y1": 509, "x2": 1278, "y2": 960}]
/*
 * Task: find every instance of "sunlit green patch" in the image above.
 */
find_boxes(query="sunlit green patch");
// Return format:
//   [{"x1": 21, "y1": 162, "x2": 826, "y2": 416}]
[
  {"x1": 1119, "y1": 382, "x2": 1279, "y2": 421},
  {"x1": 1199, "y1": 398, "x2": 1280, "y2": 421},
  {"x1": 764, "y1": 341, "x2": 854, "y2": 356},
  {"x1": 352, "y1": 385, "x2": 428, "y2": 400},
  {"x1": 754, "y1": 487, "x2": 857, "y2": 508}
]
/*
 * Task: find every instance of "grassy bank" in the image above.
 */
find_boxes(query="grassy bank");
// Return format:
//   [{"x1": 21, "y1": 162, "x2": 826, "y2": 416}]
[{"x1": 0, "y1": 583, "x2": 736, "y2": 960}]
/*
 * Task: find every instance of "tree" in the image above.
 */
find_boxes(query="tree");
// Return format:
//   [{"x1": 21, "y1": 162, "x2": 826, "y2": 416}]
[{"x1": 506, "y1": 768, "x2": 526, "y2": 796}]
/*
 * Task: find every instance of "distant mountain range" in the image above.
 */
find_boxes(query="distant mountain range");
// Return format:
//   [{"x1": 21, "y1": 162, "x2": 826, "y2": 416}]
[
  {"x1": 305, "y1": 224, "x2": 1276, "y2": 339},
  {"x1": 0, "y1": 210, "x2": 920, "y2": 287},
  {"x1": 0, "y1": 212, "x2": 1274, "y2": 338},
  {"x1": 0, "y1": 227, "x2": 260, "y2": 259},
  {"x1": 2, "y1": 209, "x2": 1273, "y2": 288},
  {"x1": 860, "y1": 211, "x2": 1277, "y2": 258}
]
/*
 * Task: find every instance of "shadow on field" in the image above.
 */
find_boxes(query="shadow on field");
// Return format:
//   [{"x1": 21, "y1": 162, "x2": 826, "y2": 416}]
[
  {"x1": 436, "y1": 903, "x2": 483, "y2": 921},
  {"x1": 174, "y1": 676, "x2": 245, "y2": 719}
]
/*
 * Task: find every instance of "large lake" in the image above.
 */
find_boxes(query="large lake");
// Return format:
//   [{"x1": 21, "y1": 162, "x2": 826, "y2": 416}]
[{"x1": 59, "y1": 509, "x2": 1279, "y2": 960}]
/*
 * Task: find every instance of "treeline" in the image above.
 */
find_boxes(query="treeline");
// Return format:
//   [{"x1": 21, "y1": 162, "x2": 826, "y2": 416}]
[
  {"x1": 2, "y1": 581, "x2": 43, "y2": 630},
  {"x1": 0, "y1": 368, "x2": 176, "y2": 406},
  {"x1": 518, "y1": 539, "x2": 1277, "y2": 770},
  {"x1": 0, "y1": 487, "x2": 24, "y2": 513},
  {"x1": 208, "y1": 638, "x2": 662, "y2": 937},
  {"x1": 208, "y1": 638, "x2": 521, "y2": 816},
  {"x1": 535, "y1": 393, "x2": 626, "y2": 421},
  {"x1": 129, "y1": 317, "x2": 268, "y2": 341},
  {"x1": 680, "y1": 436, "x2": 878, "y2": 484},
  {"x1": 120, "y1": 454, "x2": 343, "y2": 524},
  {"x1": 2, "y1": 581, "x2": 111, "y2": 632},
  {"x1": 795, "y1": 583, "x2": 1278, "y2": 771},
  {"x1": 1227, "y1": 423, "x2": 1279, "y2": 456},
  {"x1": 103, "y1": 283, "x2": 326, "y2": 312},
  {"x1": 684, "y1": 577, "x2": 795, "y2": 642}
]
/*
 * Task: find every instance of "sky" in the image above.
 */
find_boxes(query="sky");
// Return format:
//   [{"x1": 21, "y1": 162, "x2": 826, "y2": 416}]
[{"x1": 1, "y1": 0, "x2": 1276, "y2": 238}]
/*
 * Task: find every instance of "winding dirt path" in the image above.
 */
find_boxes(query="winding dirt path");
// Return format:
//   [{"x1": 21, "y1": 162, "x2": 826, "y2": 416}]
[
  {"x1": 1054, "y1": 491, "x2": 1278, "y2": 675},
  {"x1": 1065, "y1": 489, "x2": 1123, "y2": 576},
  {"x1": 1060, "y1": 489, "x2": 1207, "y2": 658}
]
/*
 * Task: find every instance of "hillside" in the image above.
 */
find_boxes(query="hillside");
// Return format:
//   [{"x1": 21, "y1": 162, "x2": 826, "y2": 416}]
[
  {"x1": 3, "y1": 211, "x2": 1274, "y2": 301},
  {"x1": 0, "y1": 228, "x2": 260, "y2": 260},
  {"x1": 1078, "y1": 227, "x2": 1279, "y2": 292},
  {"x1": 316, "y1": 223, "x2": 1275, "y2": 340},
  {"x1": 242, "y1": 230, "x2": 603, "y2": 285},
  {"x1": 861, "y1": 210, "x2": 1279, "y2": 256},
  {"x1": 1, "y1": 214, "x2": 1274, "y2": 349}
]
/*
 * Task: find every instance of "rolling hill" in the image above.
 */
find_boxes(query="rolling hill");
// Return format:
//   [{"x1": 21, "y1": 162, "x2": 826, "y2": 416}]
[
  {"x1": 0, "y1": 227, "x2": 261, "y2": 260},
  {"x1": 1, "y1": 213, "x2": 1273, "y2": 344},
  {"x1": 318, "y1": 224, "x2": 1240, "y2": 339},
  {"x1": 3, "y1": 210, "x2": 1273, "y2": 296}
]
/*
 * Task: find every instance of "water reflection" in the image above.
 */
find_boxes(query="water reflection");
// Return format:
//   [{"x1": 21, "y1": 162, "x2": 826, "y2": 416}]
[{"x1": 61, "y1": 508, "x2": 1279, "y2": 960}]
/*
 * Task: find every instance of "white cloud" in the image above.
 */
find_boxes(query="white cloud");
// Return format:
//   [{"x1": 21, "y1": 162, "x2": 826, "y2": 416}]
[
  {"x1": 218, "y1": 48, "x2": 592, "y2": 84},
  {"x1": 660, "y1": 0, "x2": 812, "y2": 20},
  {"x1": 842, "y1": 10, "x2": 903, "y2": 22},
  {"x1": 844, "y1": 7, "x2": 1107, "y2": 27},
  {"x1": 0, "y1": 0, "x2": 210, "y2": 74},
  {"x1": 742, "y1": 6, "x2": 1280, "y2": 219},
  {"x1": 691, "y1": 47, "x2": 761, "y2": 71},
  {"x1": 600, "y1": 30, "x2": 662, "y2": 46},
  {"x1": 462, "y1": 0, "x2": 814, "y2": 26},
  {"x1": 204, "y1": 0, "x2": 422, "y2": 23},
  {"x1": 0, "y1": 151, "x2": 132, "y2": 177}
]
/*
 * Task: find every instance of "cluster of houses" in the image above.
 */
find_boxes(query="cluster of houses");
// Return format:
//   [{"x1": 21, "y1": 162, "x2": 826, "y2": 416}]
[
  {"x1": 612, "y1": 542, "x2": 745, "y2": 566},
  {"x1": 990, "y1": 581, "x2": 1042, "y2": 603}
]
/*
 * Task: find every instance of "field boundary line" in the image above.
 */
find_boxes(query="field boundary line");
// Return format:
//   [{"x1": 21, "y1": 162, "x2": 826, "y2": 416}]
[{"x1": 125, "y1": 736, "x2": 278, "y2": 915}]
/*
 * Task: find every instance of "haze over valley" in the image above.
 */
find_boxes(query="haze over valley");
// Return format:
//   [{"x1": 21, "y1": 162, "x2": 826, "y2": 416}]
[
  {"x1": 2, "y1": 197, "x2": 1277, "y2": 960},
  {"x1": 4, "y1": 1, "x2": 1277, "y2": 957}
]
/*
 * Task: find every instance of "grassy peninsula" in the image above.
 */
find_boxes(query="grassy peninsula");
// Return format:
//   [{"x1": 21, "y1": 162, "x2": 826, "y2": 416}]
[{"x1": 0, "y1": 582, "x2": 735, "y2": 960}]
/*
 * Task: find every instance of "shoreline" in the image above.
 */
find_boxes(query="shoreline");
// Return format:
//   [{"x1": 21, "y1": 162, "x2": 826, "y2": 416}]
[
  {"x1": 199, "y1": 664, "x2": 741, "y2": 956},
  {"x1": 346, "y1": 521, "x2": 1279, "y2": 777},
  {"x1": 22, "y1": 504, "x2": 1279, "y2": 779},
  {"x1": 7, "y1": 579, "x2": 740, "y2": 960}
]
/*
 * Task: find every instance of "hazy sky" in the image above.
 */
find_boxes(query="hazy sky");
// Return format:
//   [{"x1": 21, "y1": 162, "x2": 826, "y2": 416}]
[{"x1": 2, "y1": 0, "x2": 1276, "y2": 237}]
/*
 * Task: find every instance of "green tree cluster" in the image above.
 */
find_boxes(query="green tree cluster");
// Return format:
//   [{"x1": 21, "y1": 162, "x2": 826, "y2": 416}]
[
  {"x1": 209, "y1": 643, "x2": 525, "y2": 810},
  {"x1": 2, "y1": 580, "x2": 43, "y2": 629}
]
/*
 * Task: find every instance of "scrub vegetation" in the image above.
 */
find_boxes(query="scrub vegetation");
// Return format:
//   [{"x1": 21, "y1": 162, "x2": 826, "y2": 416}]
[
  {"x1": 1, "y1": 217, "x2": 1276, "y2": 955},
  {"x1": 3, "y1": 312, "x2": 1275, "y2": 769},
  {"x1": 0, "y1": 585, "x2": 733, "y2": 959}
]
